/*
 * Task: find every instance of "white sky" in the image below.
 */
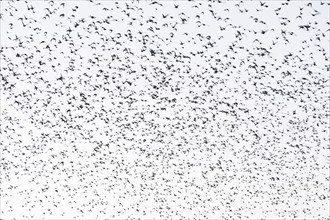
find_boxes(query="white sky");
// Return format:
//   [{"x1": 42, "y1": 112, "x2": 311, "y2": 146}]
[{"x1": 0, "y1": 0, "x2": 329, "y2": 219}]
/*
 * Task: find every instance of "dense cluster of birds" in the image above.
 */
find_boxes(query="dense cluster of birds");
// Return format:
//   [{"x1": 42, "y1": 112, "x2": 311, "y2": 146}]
[{"x1": 0, "y1": 0, "x2": 329, "y2": 219}]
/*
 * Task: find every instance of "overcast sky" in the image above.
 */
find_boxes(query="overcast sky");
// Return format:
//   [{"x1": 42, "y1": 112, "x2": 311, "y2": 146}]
[{"x1": 0, "y1": 0, "x2": 329, "y2": 219}]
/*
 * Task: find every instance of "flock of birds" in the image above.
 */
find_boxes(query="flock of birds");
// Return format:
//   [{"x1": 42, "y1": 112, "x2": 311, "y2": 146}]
[{"x1": 0, "y1": 0, "x2": 329, "y2": 219}]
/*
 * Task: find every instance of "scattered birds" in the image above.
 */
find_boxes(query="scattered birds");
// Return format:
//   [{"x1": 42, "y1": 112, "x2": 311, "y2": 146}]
[{"x1": 0, "y1": 0, "x2": 329, "y2": 219}]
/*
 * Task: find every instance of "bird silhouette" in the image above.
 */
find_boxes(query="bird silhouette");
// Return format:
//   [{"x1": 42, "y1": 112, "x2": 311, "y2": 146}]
[{"x1": 0, "y1": 0, "x2": 329, "y2": 219}]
